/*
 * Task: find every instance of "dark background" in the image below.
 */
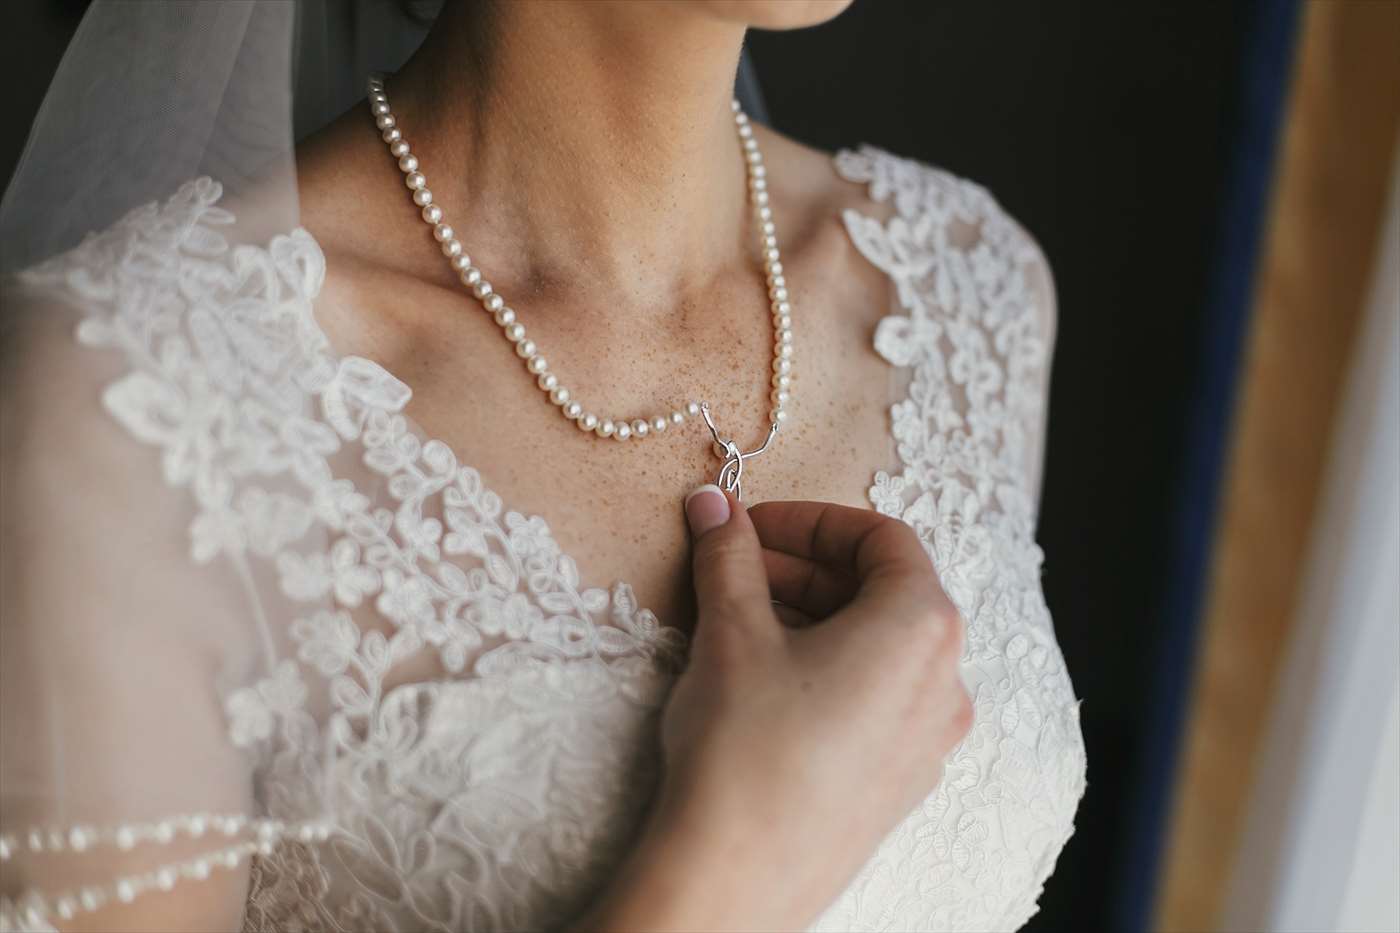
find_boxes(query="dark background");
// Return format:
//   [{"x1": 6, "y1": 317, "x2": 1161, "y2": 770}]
[{"x1": 4, "y1": 2, "x2": 1280, "y2": 930}]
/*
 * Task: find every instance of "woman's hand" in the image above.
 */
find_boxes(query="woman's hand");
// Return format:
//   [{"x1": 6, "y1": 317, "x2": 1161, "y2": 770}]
[{"x1": 576, "y1": 485, "x2": 972, "y2": 932}]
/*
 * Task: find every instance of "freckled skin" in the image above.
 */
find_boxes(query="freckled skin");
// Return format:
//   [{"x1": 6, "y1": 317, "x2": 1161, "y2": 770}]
[{"x1": 295, "y1": 31, "x2": 899, "y2": 635}]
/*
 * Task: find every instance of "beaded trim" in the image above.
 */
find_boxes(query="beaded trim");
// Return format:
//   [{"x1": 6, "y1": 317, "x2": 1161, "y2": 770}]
[{"x1": 0, "y1": 814, "x2": 333, "y2": 925}]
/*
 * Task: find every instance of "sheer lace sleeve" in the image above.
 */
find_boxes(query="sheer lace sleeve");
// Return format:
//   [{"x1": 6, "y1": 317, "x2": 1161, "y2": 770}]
[
  {"x1": 0, "y1": 188, "x2": 331, "y2": 930},
  {"x1": 0, "y1": 304, "x2": 262, "y2": 930}
]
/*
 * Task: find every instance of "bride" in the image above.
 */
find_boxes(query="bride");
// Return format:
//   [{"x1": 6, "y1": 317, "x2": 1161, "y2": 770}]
[{"x1": 0, "y1": 1, "x2": 1085, "y2": 930}]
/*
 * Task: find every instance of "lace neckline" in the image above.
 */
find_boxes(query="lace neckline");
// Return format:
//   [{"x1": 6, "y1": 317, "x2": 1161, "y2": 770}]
[{"x1": 273, "y1": 150, "x2": 907, "y2": 647}]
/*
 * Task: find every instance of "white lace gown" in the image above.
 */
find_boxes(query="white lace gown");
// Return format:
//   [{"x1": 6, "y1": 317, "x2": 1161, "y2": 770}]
[{"x1": 0, "y1": 145, "x2": 1086, "y2": 932}]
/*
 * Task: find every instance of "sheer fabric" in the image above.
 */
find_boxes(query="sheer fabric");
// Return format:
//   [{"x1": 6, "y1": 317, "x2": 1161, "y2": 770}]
[{"x1": 1, "y1": 140, "x2": 1084, "y2": 931}]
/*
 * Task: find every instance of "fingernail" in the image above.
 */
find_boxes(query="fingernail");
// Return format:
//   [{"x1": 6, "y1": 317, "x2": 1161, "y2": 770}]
[{"x1": 684, "y1": 484, "x2": 730, "y2": 537}]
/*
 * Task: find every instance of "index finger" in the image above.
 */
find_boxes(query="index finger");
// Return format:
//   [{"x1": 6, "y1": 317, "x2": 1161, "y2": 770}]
[{"x1": 748, "y1": 500, "x2": 935, "y2": 591}]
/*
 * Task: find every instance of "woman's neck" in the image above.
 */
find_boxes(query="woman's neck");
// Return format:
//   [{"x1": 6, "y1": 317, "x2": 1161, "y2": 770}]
[{"x1": 385, "y1": 1, "x2": 753, "y2": 305}]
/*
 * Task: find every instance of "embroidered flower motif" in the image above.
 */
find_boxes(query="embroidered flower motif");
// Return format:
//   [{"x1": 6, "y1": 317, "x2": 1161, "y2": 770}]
[
  {"x1": 505, "y1": 513, "x2": 560, "y2": 567},
  {"x1": 226, "y1": 661, "x2": 307, "y2": 748},
  {"x1": 376, "y1": 568, "x2": 436, "y2": 630},
  {"x1": 291, "y1": 610, "x2": 361, "y2": 677},
  {"x1": 869, "y1": 470, "x2": 908, "y2": 516}
]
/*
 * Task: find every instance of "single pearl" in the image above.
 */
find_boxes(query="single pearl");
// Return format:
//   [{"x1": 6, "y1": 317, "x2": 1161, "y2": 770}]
[
  {"x1": 772, "y1": 371, "x2": 792, "y2": 389},
  {"x1": 462, "y1": 266, "x2": 482, "y2": 286},
  {"x1": 670, "y1": 410, "x2": 685, "y2": 425},
  {"x1": 433, "y1": 223, "x2": 454, "y2": 242},
  {"x1": 752, "y1": 163, "x2": 766, "y2": 178},
  {"x1": 450, "y1": 253, "x2": 472, "y2": 272},
  {"x1": 779, "y1": 329, "x2": 794, "y2": 346},
  {"x1": 115, "y1": 827, "x2": 136, "y2": 850},
  {"x1": 398, "y1": 154, "x2": 418, "y2": 173},
  {"x1": 632, "y1": 419, "x2": 649, "y2": 438},
  {"x1": 758, "y1": 205, "x2": 773, "y2": 222},
  {"x1": 56, "y1": 897, "x2": 76, "y2": 920},
  {"x1": 772, "y1": 408, "x2": 789, "y2": 424},
  {"x1": 116, "y1": 880, "x2": 136, "y2": 903},
  {"x1": 761, "y1": 220, "x2": 776, "y2": 236},
  {"x1": 388, "y1": 138, "x2": 408, "y2": 156},
  {"x1": 484, "y1": 293, "x2": 504, "y2": 312},
  {"x1": 376, "y1": 113, "x2": 396, "y2": 130},
  {"x1": 615, "y1": 422, "x2": 632, "y2": 441},
  {"x1": 769, "y1": 259, "x2": 783, "y2": 275},
  {"x1": 774, "y1": 357, "x2": 793, "y2": 375},
  {"x1": 597, "y1": 419, "x2": 616, "y2": 438},
  {"x1": 421, "y1": 203, "x2": 443, "y2": 224},
  {"x1": 189, "y1": 816, "x2": 207, "y2": 837},
  {"x1": 772, "y1": 388, "x2": 790, "y2": 406},
  {"x1": 686, "y1": 401, "x2": 702, "y2": 416},
  {"x1": 776, "y1": 300, "x2": 791, "y2": 315},
  {"x1": 537, "y1": 371, "x2": 558, "y2": 391},
  {"x1": 776, "y1": 313, "x2": 792, "y2": 330},
  {"x1": 441, "y1": 239, "x2": 462, "y2": 258},
  {"x1": 779, "y1": 343, "x2": 794, "y2": 359},
  {"x1": 549, "y1": 386, "x2": 571, "y2": 405},
  {"x1": 769, "y1": 272, "x2": 785, "y2": 289},
  {"x1": 413, "y1": 188, "x2": 433, "y2": 206},
  {"x1": 769, "y1": 283, "x2": 786, "y2": 301},
  {"x1": 471, "y1": 280, "x2": 493, "y2": 299},
  {"x1": 651, "y1": 415, "x2": 668, "y2": 433},
  {"x1": 495, "y1": 306, "x2": 516, "y2": 326},
  {"x1": 154, "y1": 822, "x2": 175, "y2": 844},
  {"x1": 189, "y1": 858, "x2": 211, "y2": 880},
  {"x1": 156, "y1": 868, "x2": 177, "y2": 891},
  {"x1": 580, "y1": 413, "x2": 599, "y2": 431},
  {"x1": 564, "y1": 401, "x2": 584, "y2": 420},
  {"x1": 405, "y1": 172, "x2": 426, "y2": 191},
  {"x1": 504, "y1": 322, "x2": 525, "y2": 342},
  {"x1": 516, "y1": 339, "x2": 537, "y2": 359},
  {"x1": 743, "y1": 137, "x2": 759, "y2": 152},
  {"x1": 80, "y1": 889, "x2": 100, "y2": 911},
  {"x1": 527, "y1": 355, "x2": 548, "y2": 374},
  {"x1": 373, "y1": 101, "x2": 391, "y2": 116},
  {"x1": 750, "y1": 177, "x2": 767, "y2": 193},
  {"x1": 735, "y1": 110, "x2": 749, "y2": 125}
]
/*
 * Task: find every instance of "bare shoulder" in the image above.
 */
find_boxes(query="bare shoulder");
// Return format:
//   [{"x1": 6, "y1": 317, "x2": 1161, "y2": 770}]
[
  {"x1": 756, "y1": 121, "x2": 1056, "y2": 336},
  {"x1": 748, "y1": 122, "x2": 899, "y2": 335}
]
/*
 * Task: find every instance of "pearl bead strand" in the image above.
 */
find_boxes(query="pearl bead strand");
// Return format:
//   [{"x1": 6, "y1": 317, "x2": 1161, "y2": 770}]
[
  {"x1": 366, "y1": 73, "x2": 794, "y2": 441},
  {"x1": 0, "y1": 814, "x2": 333, "y2": 924}
]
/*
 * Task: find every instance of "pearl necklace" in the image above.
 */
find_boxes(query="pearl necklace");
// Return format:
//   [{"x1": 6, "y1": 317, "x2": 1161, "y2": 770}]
[{"x1": 366, "y1": 74, "x2": 793, "y2": 499}]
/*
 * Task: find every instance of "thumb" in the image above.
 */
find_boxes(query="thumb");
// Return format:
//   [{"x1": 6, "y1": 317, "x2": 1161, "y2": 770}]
[{"x1": 684, "y1": 484, "x2": 773, "y2": 630}]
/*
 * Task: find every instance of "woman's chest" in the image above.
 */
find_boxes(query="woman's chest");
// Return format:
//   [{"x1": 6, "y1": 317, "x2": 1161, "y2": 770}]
[{"x1": 313, "y1": 255, "x2": 899, "y2": 632}]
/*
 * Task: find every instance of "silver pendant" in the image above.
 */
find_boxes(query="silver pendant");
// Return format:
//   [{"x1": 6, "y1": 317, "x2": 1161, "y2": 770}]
[{"x1": 699, "y1": 402, "x2": 778, "y2": 501}]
